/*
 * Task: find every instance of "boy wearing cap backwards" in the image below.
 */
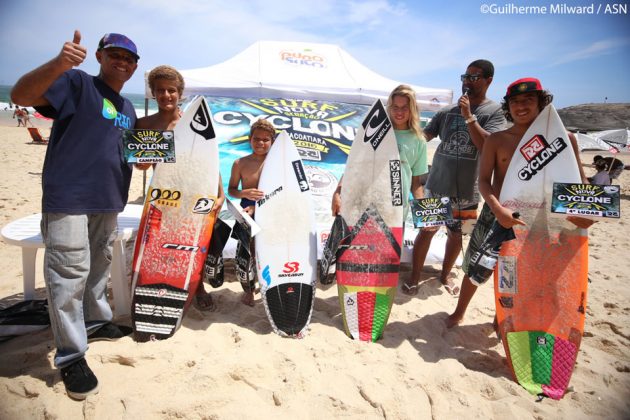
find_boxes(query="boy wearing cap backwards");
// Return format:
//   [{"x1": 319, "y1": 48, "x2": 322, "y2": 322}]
[
  {"x1": 11, "y1": 30, "x2": 139, "y2": 399},
  {"x1": 446, "y1": 77, "x2": 591, "y2": 328}
]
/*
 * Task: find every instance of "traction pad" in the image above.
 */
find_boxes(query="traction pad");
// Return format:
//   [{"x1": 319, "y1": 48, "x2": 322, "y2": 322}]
[{"x1": 507, "y1": 330, "x2": 578, "y2": 399}]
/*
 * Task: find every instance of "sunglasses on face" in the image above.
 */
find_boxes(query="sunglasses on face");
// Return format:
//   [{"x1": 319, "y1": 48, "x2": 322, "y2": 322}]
[
  {"x1": 105, "y1": 51, "x2": 137, "y2": 64},
  {"x1": 460, "y1": 74, "x2": 484, "y2": 82}
]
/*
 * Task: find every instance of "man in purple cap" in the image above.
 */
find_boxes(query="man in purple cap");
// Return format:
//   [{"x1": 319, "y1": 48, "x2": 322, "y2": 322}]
[
  {"x1": 446, "y1": 77, "x2": 590, "y2": 328},
  {"x1": 11, "y1": 30, "x2": 139, "y2": 399}
]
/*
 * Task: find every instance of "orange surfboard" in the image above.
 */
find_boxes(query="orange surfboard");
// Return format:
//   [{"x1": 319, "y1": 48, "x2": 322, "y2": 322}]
[{"x1": 494, "y1": 104, "x2": 588, "y2": 399}]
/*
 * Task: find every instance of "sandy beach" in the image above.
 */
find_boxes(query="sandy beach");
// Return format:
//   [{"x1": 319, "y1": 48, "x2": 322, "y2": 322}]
[{"x1": 0, "y1": 112, "x2": 628, "y2": 419}]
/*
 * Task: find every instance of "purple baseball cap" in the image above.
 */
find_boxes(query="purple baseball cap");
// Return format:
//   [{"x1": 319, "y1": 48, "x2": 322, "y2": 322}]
[{"x1": 98, "y1": 33, "x2": 139, "y2": 61}]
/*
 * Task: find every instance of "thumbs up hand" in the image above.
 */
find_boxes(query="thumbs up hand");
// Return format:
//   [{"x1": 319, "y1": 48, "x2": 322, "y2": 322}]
[{"x1": 58, "y1": 29, "x2": 87, "y2": 70}]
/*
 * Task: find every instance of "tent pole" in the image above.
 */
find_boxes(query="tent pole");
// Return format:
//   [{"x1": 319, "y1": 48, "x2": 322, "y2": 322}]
[{"x1": 142, "y1": 98, "x2": 148, "y2": 199}]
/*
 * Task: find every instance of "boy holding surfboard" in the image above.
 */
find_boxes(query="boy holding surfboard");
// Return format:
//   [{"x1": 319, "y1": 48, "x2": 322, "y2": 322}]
[
  {"x1": 446, "y1": 77, "x2": 592, "y2": 328},
  {"x1": 11, "y1": 30, "x2": 139, "y2": 399},
  {"x1": 136, "y1": 65, "x2": 225, "y2": 312},
  {"x1": 228, "y1": 118, "x2": 276, "y2": 306}
]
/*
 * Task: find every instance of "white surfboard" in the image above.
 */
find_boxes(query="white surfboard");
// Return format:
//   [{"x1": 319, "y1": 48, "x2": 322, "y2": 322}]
[
  {"x1": 255, "y1": 130, "x2": 317, "y2": 337},
  {"x1": 340, "y1": 99, "x2": 403, "y2": 228}
]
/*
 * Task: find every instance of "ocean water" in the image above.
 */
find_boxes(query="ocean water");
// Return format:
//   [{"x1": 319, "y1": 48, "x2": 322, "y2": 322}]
[{"x1": 0, "y1": 84, "x2": 157, "y2": 116}]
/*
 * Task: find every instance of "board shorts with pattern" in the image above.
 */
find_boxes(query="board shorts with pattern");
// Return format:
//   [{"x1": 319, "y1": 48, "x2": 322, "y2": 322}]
[
  {"x1": 461, "y1": 203, "x2": 495, "y2": 280},
  {"x1": 424, "y1": 188, "x2": 479, "y2": 233}
]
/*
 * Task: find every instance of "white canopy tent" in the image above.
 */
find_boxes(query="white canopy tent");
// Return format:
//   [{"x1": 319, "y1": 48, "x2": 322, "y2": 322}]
[
  {"x1": 574, "y1": 132, "x2": 616, "y2": 152},
  {"x1": 145, "y1": 41, "x2": 452, "y2": 111}
]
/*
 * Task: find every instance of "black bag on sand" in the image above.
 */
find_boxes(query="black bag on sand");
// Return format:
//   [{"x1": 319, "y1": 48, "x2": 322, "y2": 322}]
[
  {"x1": 202, "y1": 218, "x2": 233, "y2": 288},
  {"x1": 0, "y1": 299, "x2": 50, "y2": 342}
]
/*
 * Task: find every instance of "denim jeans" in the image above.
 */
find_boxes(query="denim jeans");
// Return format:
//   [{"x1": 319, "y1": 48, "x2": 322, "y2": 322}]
[{"x1": 41, "y1": 213, "x2": 117, "y2": 368}]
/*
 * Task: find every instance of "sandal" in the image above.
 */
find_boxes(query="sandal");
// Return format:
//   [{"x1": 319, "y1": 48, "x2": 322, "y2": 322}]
[
  {"x1": 401, "y1": 281, "x2": 419, "y2": 296},
  {"x1": 441, "y1": 272, "x2": 460, "y2": 296},
  {"x1": 442, "y1": 283, "x2": 460, "y2": 296}
]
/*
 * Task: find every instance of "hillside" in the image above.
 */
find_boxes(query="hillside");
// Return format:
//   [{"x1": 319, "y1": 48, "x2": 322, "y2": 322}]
[{"x1": 558, "y1": 103, "x2": 630, "y2": 132}]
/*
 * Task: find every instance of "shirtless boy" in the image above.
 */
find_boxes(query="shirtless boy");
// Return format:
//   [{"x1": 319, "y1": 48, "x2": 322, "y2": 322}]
[
  {"x1": 228, "y1": 118, "x2": 276, "y2": 305},
  {"x1": 136, "y1": 65, "x2": 224, "y2": 311},
  {"x1": 446, "y1": 77, "x2": 591, "y2": 328}
]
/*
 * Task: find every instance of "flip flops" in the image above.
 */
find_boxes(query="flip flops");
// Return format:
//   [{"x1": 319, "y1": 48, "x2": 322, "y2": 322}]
[{"x1": 401, "y1": 281, "x2": 419, "y2": 296}]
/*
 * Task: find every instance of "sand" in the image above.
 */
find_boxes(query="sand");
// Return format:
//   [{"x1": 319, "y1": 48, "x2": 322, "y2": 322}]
[{"x1": 0, "y1": 115, "x2": 629, "y2": 419}]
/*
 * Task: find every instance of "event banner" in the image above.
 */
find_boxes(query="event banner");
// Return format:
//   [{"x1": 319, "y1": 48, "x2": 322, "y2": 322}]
[
  {"x1": 206, "y1": 97, "x2": 369, "y2": 239},
  {"x1": 123, "y1": 129, "x2": 175, "y2": 163}
]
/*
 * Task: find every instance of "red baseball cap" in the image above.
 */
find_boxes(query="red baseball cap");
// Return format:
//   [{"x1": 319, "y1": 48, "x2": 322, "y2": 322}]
[{"x1": 504, "y1": 77, "x2": 543, "y2": 100}]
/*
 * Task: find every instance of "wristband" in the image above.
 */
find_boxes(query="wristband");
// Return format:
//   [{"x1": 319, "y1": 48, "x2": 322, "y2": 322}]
[{"x1": 465, "y1": 115, "x2": 477, "y2": 124}]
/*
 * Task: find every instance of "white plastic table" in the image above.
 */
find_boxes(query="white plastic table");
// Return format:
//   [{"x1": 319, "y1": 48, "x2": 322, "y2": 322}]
[{"x1": 1, "y1": 204, "x2": 143, "y2": 317}]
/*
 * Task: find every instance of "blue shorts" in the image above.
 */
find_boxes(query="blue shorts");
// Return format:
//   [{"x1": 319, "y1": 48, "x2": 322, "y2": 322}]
[{"x1": 240, "y1": 198, "x2": 256, "y2": 209}]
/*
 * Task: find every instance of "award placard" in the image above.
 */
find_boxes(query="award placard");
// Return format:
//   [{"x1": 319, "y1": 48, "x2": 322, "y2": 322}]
[
  {"x1": 123, "y1": 129, "x2": 175, "y2": 163},
  {"x1": 551, "y1": 183, "x2": 620, "y2": 220},
  {"x1": 410, "y1": 197, "x2": 454, "y2": 228}
]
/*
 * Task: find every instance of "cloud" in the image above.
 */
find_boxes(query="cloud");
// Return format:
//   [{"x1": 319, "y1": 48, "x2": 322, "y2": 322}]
[{"x1": 552, "y1": 37, "x2": 630, "y2": 66}]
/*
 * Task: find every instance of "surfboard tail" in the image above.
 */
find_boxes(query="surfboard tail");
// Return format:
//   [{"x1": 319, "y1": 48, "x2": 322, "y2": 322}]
[{"x1": 263, "y1": 283, "x2": 315, "y2": 338}]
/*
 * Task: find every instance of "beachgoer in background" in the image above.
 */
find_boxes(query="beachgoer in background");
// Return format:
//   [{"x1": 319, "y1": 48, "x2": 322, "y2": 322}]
[
  {"x1": 331, "y1": 84, "x2": 428, "y2": 222},
  {"x1": 404, "y1": 59, "x2": 506, "y2": 296},
  {"x1": 10, "y1": 30, "x2": 139, "y2": 400},
  {"x1": 446, "y1": 77, "x2": 591, "y2": 328},
  {"x1": 590, "y1": 158, "x2": 612, "y2": 185},
  {"x1": 136, "y1": 65, "x2": 224, "y2": 311},
  {"x1": 228, "y1": 118, "x2": 276, "y2": 306},
  {"x1": 13, "y1": 107, "x2": 25, "y2": 126},
  {"x1": 22, "y1": 107, "x2": 33, "y2": 127},
  {"x1": 589, "y1": 155, "x2": 624, "y2": 184}
]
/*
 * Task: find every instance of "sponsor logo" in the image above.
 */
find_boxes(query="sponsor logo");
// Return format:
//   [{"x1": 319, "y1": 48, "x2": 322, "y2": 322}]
[
  {"x1": 262, "y1": 265, "x2": 271, "y2": 285},
  {"x1": 390, "y1": 159, "x2": 402, "y2": 206},
  {"x1": 102, "y1": 98, "x2": 117, "y2": 120},
  {"x1": 292, "y1": 160, "x2": 310, "y2": 192},
  {"x1": 362, "y1": 101, "x2": 391, "y2": 151},
  {"x1": 536, "y1": 336, "x2": 547, "y2": 346},
  {"x1": 280, "y1": 49, "x2": 326, "y2": 68},
  {"x1": 282, "y1": 262, "x2": 300, "y2": 273},
  {"x1": 102, "y1": 98, "x2": 132, "y2": 128},
  {"x1": 190, "y1": 100, "x2": 216, "y2": 140},
  {"x1": 517, "y1": 134, "x2": 567, "y2": 180},
  {"x1": 158, "y1": 289, "x2": 167, "y2": 297},
  {"x1": 162, "y1": 243, "x2": 199, "y2": 252},
  {"x1": 345, "y1": 296, "x2": 355, "y2": 306},
  {"x1": 192, "y1": 197, "x2": 215, "y2": 214},
  {"x1": 257, "y1": 186, "x2": 283, "y2": 207},
  {"x1": 149, "y1": 188, "x2": 181, "y2": 208},
  {"x1": 305, "y1": 165, "x2": 337, "y2": 196},
  {"x1": 286, "y1": 286, "x2": 295, "y2": 294},
  {"x1": 498, "y1": 256, "x2": 517, "y2": 294},
  {"x1": 279, "y1": 261, "x2": 304, "y2": 278},
  {"x1": 501, "y1": 199, "x2": 545, "y2": 210}
]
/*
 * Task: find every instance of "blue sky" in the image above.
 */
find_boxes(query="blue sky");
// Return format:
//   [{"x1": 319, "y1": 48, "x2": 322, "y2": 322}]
[{"x1": 0, "y1": 0, "x2": 628, "y2": 108}]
